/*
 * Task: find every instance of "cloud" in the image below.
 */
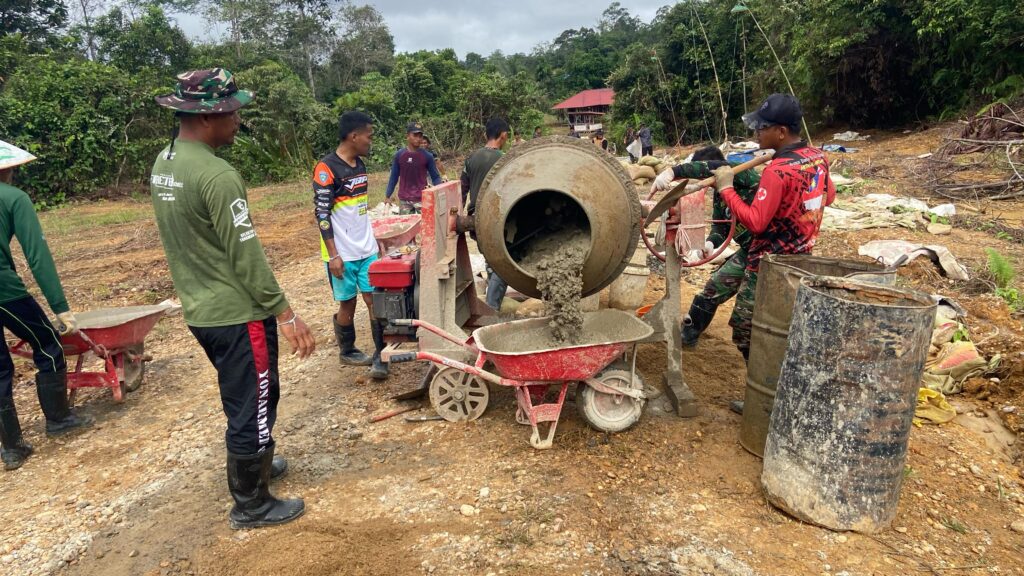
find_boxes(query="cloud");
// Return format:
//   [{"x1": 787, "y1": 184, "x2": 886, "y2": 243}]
[{"x1": 173, "y1": 0, "x2": 667, "y2": 58}]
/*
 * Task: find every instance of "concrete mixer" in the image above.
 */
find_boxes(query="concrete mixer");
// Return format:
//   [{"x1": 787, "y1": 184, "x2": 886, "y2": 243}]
[
  {"x1": 474, "y1": 136, "x2": 643, "y2": 299},
  {"x1": 371, "y1": 136, "x2": 736, "y2": 419}
]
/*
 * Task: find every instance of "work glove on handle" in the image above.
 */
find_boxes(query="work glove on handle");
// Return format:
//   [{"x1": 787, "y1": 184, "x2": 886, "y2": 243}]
[
  {"x1": 56, "y1": 311, "x2": 78, "y2": 335},
  {"x1": 681, "y1": 241, "x2": 716, "y2": 265},
  {"x1": 713, "y1": 165, "x2": 734, "y2": 191},
  {"x1": 649, "y1": 168, "x2": 676, "y2": 195}
]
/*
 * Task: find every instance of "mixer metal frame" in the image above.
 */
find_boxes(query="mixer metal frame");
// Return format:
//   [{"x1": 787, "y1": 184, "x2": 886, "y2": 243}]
[
  {"x1": 638, "y1": 222, "x2": 698, "y2": 417},
  {"x1": 412, "y1": 180, "x2": 493, "y2": 362}
]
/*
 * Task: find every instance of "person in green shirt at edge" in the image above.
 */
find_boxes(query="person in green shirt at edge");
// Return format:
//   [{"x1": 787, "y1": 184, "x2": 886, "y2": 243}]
[
  {"x1": 460, "y1": 117, "x2": 510, "y2": 310},
  {"x1": 150, "y1": 68, "x2": 316, "y2": 530},
  {"x1": 0, "y1": 140, "x2": 92, "y2": 471},
  {"x1": 649, "y1": 146, "x2": 761, "y2": 347}
]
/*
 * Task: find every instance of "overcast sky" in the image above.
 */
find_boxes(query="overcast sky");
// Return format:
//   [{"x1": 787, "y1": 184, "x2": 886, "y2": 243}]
[{"x1": 174, "y1": 1, "x2": 669, "y2": 58}]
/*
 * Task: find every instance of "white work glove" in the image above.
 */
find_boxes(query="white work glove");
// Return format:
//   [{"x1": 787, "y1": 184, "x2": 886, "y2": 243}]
[
  {"x1": 682, "y1": 241, "x2": 715, "y2": 265},
  {"x1": 650, "y1": 168, "x2": 676, "y2": 195},
  {"x1": 683, "y1": 249, "x2": 704, "y2": 264},
  {"x1": 56, "y1": 311, "x2": 78, "y2": 335},
  {"x1": 713, "y1": 165, "x2": 734, "y2": 191}
]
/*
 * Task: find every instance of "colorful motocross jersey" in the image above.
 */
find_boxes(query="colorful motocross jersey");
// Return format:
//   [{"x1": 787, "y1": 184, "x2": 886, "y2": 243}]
[
  {"x1": 313, "y1": 152, "x2": 377, "y2": 262},
  {"x1": 719, "y1": 142, "x2": 836, "y2": 271}
]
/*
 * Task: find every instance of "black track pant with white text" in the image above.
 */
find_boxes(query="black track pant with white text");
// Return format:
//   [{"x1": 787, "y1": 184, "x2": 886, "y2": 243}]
[
  {"x1": 190, "y1": 317, "x2": 280, "y2": 455},
  {"x1": 0, "y1": 296, "x2": 66, "y2": 400}
]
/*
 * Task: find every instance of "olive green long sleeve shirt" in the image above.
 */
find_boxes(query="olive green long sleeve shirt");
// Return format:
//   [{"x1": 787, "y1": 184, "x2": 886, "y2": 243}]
[
  {"x1": 0, "y1": 182, "x2": 69, "y2": 314},
  {"x1": 151, "y1": 140, "x2": 288, "y2": 327}
]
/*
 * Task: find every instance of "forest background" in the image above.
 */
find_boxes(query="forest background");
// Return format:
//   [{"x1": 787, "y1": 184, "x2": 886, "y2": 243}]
[{"x1": 1, "y1": 0, "x2": 1021, "y2": 205}]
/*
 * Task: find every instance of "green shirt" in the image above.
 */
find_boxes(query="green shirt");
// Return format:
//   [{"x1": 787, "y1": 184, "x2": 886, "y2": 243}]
[
  {"x1": 151, "y1": 140, "x2": 288, "y2": 327},
  {"x1": 673, "y1": 160, "x2": 760, "y2": 250},
  {"x1": 0, "y1": 183, "x2": 69, "y2": 313},
  {"x1": 460, "y1": 147, "x2": 503, "y2": 216}
]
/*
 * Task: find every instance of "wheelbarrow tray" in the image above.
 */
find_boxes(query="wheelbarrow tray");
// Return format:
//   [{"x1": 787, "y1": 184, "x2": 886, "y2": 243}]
[
  {"x1": 473, "y1": 309, "x2": 653, "y2": 382},
  {"x1": 372, "y1": 214, "x2": 421, "y2": 252},
  {"x1": 61, "y1": 305, "x2": 169, "y2": 355}
]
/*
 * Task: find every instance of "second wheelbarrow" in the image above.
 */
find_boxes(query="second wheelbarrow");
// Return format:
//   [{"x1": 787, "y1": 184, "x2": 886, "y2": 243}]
[{"x1": 11, "y1": 304, "x2": 171, "y2": 404}]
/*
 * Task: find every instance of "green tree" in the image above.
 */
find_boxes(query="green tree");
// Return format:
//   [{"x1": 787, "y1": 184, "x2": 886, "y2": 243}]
[
  {"x1": 275, "y1": 0, "x2": 340, "y2": 93},
  {"x1": 1, "y1": 0, "x2": 69, "y2": 44},
  {"x1": 223, "y1": 61, "x2": 335, "y2": 182},
  {"x1": 915, "y1": 0, "x2": 1024, "y2": 106},
  {"x1": 0, "y1": 57, "x2": 164, "y2": 204},
  {"x1": 92, "y1": 5, "x2": 192, "y2": 75},
  {"x1": 319, "y1": 4, "x2": 394, "y2": 101}
]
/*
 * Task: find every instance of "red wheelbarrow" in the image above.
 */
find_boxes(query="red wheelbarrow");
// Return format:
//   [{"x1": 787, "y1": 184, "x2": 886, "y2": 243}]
[
  {"x1": 11, "y1": 305, "x2": 171, "y2": 404},
  {"x1": 387, "y1": 309, "x2": 653, "y2": 449}
]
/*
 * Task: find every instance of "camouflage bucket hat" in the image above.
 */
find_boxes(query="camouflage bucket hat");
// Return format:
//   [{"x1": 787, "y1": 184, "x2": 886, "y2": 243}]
[{"x1": 155, "y1": 68, "x2": 254, "y2": 114}]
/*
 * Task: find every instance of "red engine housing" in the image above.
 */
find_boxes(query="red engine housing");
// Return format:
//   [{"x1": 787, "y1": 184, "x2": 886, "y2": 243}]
[{"x1": 369, "y1": 253, "x2": 416, "y2": 289}]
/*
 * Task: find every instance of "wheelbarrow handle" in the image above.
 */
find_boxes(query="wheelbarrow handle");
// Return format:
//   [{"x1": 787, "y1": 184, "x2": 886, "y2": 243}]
[
  {"x1": 389, "y1": 352, "x2": 419, "y2": 363},
  {"x1": 392, "y1": 318, "x2": 475, "y2": 351},
  {"x1": 77, "y1": 330, "x2": 108, "y2": 358}
]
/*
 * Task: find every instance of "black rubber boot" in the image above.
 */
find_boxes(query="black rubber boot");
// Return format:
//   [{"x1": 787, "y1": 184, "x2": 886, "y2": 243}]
[
  {"x1": 333, "y1": 317, "x2": 371, "y2": 366},
  {"x1": 270, "y1": 456, "x2": 287, "y2": 480},
  {"x1": 236, "y1": 445, "x2": 284, "y2": 481},
  {"x1": 368, "y1": 319, "x2": 389, "y2": 380},
  {"x1": 0, "y1": 398, "x2": 33, "y2": 471},
  {"x1": 227, "y1": 445, "x2": 304, "y2": 530},
  {"x1": 682, "y1": 296, "x2": 717, "y2": 347},
  {"x1": 35, "y1": 372, "x2": 93, "y2": 436}
]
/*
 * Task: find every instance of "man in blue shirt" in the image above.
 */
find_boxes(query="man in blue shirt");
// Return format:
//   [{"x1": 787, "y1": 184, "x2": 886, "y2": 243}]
[{"x1": 384, "y1": 122, "x2": 442, "y2": 214}]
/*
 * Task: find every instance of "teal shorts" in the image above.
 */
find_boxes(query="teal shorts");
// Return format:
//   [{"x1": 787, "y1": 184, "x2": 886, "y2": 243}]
[{"x1": 326, "y1": 254, "x2": 378, "y2": 301}]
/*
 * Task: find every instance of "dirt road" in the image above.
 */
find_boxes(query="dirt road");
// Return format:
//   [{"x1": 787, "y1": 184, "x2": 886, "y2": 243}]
[{"x1": 1, "y1": 128, "x2": 1022, "y2": 576}]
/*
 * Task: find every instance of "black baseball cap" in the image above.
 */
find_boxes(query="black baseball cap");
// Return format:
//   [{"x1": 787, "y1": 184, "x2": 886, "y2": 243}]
[
  {"x1": 742, "y1": 93, "x2": 802, "y2": 131},
  {"x1": 406, "y1": 121, "x2": 424, "y2": 134}
]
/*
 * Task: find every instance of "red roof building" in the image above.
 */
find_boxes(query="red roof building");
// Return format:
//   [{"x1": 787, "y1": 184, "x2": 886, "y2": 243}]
[
  {"x1": 552, "y1": 88, "x2": 614, "y2": 135},
  {"x1": 552, "y1": 88, "x2": 615, "y2": 110}
]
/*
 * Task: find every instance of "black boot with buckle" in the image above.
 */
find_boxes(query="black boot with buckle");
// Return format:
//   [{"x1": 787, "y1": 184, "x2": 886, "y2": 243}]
[{"x1": 682, "y1": 297, "x2": 716, "y2": 348}]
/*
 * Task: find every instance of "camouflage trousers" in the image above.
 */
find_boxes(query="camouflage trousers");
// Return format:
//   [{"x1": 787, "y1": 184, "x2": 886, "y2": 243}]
[
  {"x1": 728, "y1": 266, "x2": 759, "y2": 361},
  {"x1": 684, "y1": 249, "x2": 747, "y2": 345}
]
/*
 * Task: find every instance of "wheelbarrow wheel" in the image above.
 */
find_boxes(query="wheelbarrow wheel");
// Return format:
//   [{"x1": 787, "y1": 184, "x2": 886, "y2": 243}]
[
  {"x1": 429, "y1": 367, "x2": 489, "y2": 422},
  {"x1": 121, "y1": 343, "x2": 146, "y2": 392},
  {"x1": 577, "y1": 364, "x2": 645, "y2": 433}
]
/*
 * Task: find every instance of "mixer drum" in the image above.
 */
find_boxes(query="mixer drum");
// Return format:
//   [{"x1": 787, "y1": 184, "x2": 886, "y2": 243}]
[{"x1": 475, "y1": 136, "x2": 642, "y2": 299}]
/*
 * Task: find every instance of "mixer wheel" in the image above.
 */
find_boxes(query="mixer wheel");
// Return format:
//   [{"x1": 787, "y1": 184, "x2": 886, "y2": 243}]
[{"x1": 429, "y1": 367, "x2": 489, "y2": 422}]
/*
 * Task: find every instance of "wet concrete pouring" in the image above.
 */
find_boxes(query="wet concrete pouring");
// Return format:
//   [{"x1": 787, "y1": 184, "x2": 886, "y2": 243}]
[{"x1": 517, "y1": 228, "x2": 589, "y2": 346}]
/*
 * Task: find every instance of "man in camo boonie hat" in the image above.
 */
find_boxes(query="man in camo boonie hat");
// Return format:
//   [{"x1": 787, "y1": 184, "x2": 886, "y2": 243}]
[
  {"x1": 150, "y1": 67, "x2": 315, "y2": 530},
  {"x1": 155, "y1": 68, "x2": 253, "y2": 114}
]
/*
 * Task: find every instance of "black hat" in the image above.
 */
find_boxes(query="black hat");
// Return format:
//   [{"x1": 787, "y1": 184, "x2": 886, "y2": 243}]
[
  {"x1": 742, "y1": 93, "x2": 802, "y2": 131},
  {"x1": 406, "y1": 121, "x2": 424, "y2": 134}
]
